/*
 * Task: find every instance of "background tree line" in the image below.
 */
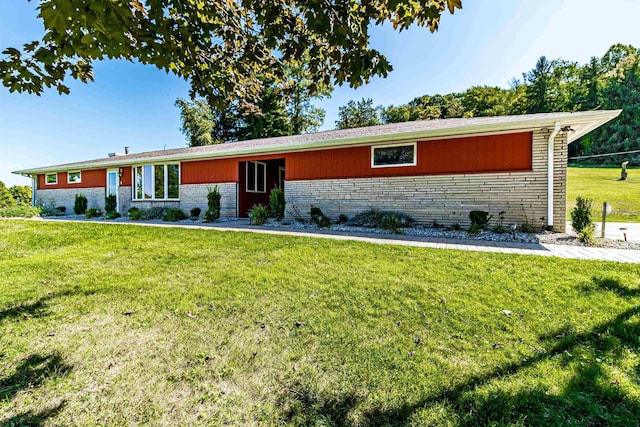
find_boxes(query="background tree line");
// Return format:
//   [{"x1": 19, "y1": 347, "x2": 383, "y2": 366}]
[
  {"x1": 334, "y1": 43, "x2": 640, "y2": 165},
  {"x1": 0, "y1": 181, "x2": 31, "y2": 208}
]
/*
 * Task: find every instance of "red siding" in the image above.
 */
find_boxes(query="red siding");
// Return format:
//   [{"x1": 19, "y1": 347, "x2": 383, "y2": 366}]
[
  {"x1": 181, "y1": 132, "x2": 532, "y2": 184},
  {"x1": 38, "y1": 169, "x2": 106, "y2": 189},
  {"x1": 120, "y1": 167, "x2": 132, "y2": 186}
]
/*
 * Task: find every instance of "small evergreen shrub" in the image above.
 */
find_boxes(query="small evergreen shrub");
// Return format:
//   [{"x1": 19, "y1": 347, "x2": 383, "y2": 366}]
[
  {"x1": 468, "y1": 223, "x2": 482, "y2": 235},
  {"x1": 520, "y1": 222, "x2": 539, "y2": 234},
  {"x1": 469, "y1": 210, "x2": 491, "y2": 229},
  {"x1": 337, "y1": 214, "x2": 349, "y2": 224},
  {"x1": 249, "y1": 204, "x2": 269, "y2": 225},
  {"x1": 347, "y1": 209, "x2": 414, "y2": 229},
  {"x1": 450, "y1": 223, "x2": 461, "y2": 231},
  {"x1": 204, "y1": 186, "x2": 221, "y2": 222},
  {"x1": 74, "y1": 194, "x2": 88, "y2": 215},
  {"x1": 106, "y1": 211, "x2": 121, "y2": 220},
  {"x1": 144, "y1": 207, "x2": 166, "y2": 220},
  {"x1": 56, "y1": 206, "x2": 67, "y2": 213},
  {"x1": 310, "y1": 207, "x2": 331, "y2": 228},
  {"x1": 85, "y1": 208, "x2": 102, "y2": 218},
  {"x1": 190, "y1": 207, "x2": 201, "y2": 218},
  {"x1": 41, "y1": 206, "x2": 64, "y2": 216},
  {"x1": 105, "y1": 194, "x2": 117, "y2": 213},
  {"x1": 269, "y1": 187, "x2": 285, "y2": 221},
  {"x1": 571, "y1": 196, "x2": 594, "y2": 233},
  {"x1": 162, "y1": 208, "x2": 187, "y2": 222},
  {"x1": 128, "y1": 207, "x2": 143, "y2": 220}
]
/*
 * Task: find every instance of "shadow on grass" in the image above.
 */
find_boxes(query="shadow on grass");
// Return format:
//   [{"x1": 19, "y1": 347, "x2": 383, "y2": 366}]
[
  {"x1": 0, "y1": 353, "x2": 72, "y2": 402},
  {"x1": 278, "y1": 276, "x2": 640, "y2": 426},
  {"x1": 0, "y1": 288, "x2": 93, "y2": 324},
  {"x1": 0, "y1": 401, "x2": 66, "y2": 427}
]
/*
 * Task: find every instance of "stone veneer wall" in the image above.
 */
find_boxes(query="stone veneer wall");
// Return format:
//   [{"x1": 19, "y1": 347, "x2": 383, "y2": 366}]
[
  {"x1": 285, "y1": 129, "x2": 568, "y2": 232},
  {"x1": 125, "y1": 183, "x2": 237, "y2": 217},
  {"x1": 35, "y1": 187, "x2": 105, "y2": 212}
]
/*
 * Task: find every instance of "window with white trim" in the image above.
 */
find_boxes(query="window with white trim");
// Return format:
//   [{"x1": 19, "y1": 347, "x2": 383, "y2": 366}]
[
  {"x1": 67, "y1": 171, "x2": 82, "y2": 184},
  {"x1": 371, "y1": 143, "x2": 417, "y2": 168},
  {"x1": 132, "y1": 164, "x2": 180, "y2": 200},
  {"x1": 246, "y1": 161, "x2": 266, "y2": 193},
  {"x1": 45, "y1": 173, "x2": 57, "y2": 185}
]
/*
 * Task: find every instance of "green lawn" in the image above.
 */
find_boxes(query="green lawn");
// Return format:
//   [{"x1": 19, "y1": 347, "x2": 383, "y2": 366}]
[
  {"x1": 1, "y1": 221, "x2": 640, "y2": 426},
  {"x1": 568, "y1": 166, "x2": 640, "y2": 222}
]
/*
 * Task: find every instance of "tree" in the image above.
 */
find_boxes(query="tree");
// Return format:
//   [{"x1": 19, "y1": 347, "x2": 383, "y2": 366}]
[
  {"x1": 336, "y1": 98, "x2": 381, "y2": 129},
  {"x1": 9, "y1": 185, "x2": 32, "y2": 206},
  {"x1": 175, "y1": 98, "x2": 239, "y2": 146},
  {"x1": 0, "y1": 0, "x2": 461, "y2": 107},
  {"x1": 0, "y1": 181, "x2": 16, "y2": 209},
  {"x1": 284, "y1": 58, "x2": 331, "y2": 134},
  {"x1": 238, "y1": 78, "x2": 291, "y2": 140}
]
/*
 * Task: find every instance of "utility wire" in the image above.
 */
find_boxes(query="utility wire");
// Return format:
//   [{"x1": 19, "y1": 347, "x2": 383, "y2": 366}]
[{"x1": 569, "y1": 149, "x2": 640, "y2": 161}]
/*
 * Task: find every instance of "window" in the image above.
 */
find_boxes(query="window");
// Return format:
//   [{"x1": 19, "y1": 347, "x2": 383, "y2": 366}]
[
  {"x1": 371, "y1": 143, "x2": 417, "y2": 168},
  {"x1": 45, "y1": 173, "x2": 57, "y2": 185},
  {"x1": 132, "y1": 164, "x2": 180, "y2": 200},
  {"x1": 67, "y1": 171, "x2": 81, "y2": 184},
  {"x1": 246, "y1": 161, "x2": 266, "y2": 193}
]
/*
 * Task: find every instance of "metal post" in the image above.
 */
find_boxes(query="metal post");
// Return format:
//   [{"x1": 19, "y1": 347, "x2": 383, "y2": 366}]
[{"x1": 601, "y1": 202, "x2": 607, "y2": 239}]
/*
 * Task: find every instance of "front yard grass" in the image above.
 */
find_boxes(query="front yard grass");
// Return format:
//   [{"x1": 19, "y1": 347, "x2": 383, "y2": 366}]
[
  {"x1": 1, "y1": 221, "x2": 640, "y2": 426},
  {"x1": 567, "y1": 166, "x2": 640, "y2": 222}
]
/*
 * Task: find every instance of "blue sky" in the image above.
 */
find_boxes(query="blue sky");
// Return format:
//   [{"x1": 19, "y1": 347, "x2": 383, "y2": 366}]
[{"x1": 2, "y1": 0, "x2": 640, "y2": 186}]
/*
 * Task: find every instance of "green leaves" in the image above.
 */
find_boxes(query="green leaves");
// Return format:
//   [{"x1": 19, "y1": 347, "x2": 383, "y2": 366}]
[{"x1": 1, "y1": 0, "x2": 461, "y2": 107}]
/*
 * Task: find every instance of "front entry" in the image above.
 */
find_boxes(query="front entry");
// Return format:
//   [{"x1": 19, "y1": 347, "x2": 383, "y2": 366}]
[
  {"x1": 238, "y1": 159, "x2": 284, "y2": 217},
  {"x1": 106, "y1": 169, "x2": 119, "y2": 212}
]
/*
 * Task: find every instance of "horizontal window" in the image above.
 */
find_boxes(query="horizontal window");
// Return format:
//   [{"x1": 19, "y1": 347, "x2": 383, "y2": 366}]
[
  {"x1": 45, "y1": 173, "x2": 57, "y2": 185},
  {"x1": 371, "y1": 143, "x2": 417, "y2": 168},
  {"x1": 67, "y1": 171, "x2": 81, "y2": 184},
  {"x1": 133, "y1": 164, "x2": 180, "y2": 200},
  {"x1": 246, "y1": 161, "x2": 266, "y2": 193}
]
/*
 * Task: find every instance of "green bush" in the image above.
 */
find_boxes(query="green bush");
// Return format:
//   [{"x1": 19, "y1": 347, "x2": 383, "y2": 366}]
[
  {"x1": 469, "y1": 210, "x2": 491, "y2": 229},
  {"x1": 577, "y1": 223, "x2": 596, "y2": 245},
  {"x1": 269, "y1": 187, "x2": 285, "y2": 221},
  {"x1": 381, "y1": 214, "x2": 405, "y2": 234},
  {"x1": 190, "y1": 207, "x2": 201, "y2": 218},
  {"x1": 520, "y1": 222, "x2": 539, "y2": 234},
  {"x1": 204, "y1": 186, "x2": 221, "y2": 222},
  {"x1": 0, "y1": 206, "x2": 41, "y2": 218},
  {"x1": 450, "y1": 223, "x2": 461, "y2": 231},
  {"x1": 105, "y1": 194, "x2": 117, "y2": 213},
  {"x1": 41, "y1": 206, "x2": 65, "y2": 216},
  {"x1": 106, "y1": 211, "x2": 121, "y2": 220},
  {"x1": 347, "y1": 209, "x2": 414, "y2": 229},
  {"x1": 468, "y1": 223, "x2": 482, "y2": 235},
  {"x1": 310, "y1": 207, "x2": 331, "y2": 228},
  {"x1": 337, "y1": 214, "x2": 349, "y2": 224},
  {"x1": 56, "y1": 206, "x2": 67, "y2": 213},
  {"x1": 128, "y1": 207, "x2": 143, "y2": 220},
  {"x1": 249, "y1": 204, "x2": 269, "y2": 225},
  {"x1": 144, "y1": 207, "x2": 166, "y2": 220},
  {"x1": 162, "y1": 208, "x2": 187, "y2": 222},
  {"x1": 571, "y1": 196, "x2": 594, "y2": 233},
  {"x1": 74, "y1": 194, "x2": 88, "y2": 215},
  {"x1": 85, "y1": 208, "x2": 102, "y2": 218}
]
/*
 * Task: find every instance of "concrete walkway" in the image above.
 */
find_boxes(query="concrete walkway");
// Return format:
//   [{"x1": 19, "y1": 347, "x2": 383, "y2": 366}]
[{"x1": 35, "y1": 217, "x2": 640, "y2": 264}]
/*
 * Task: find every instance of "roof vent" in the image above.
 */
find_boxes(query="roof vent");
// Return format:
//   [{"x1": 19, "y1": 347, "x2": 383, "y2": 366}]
[{"x1": 108, "y1": 152, "x2": 117, "y2": 157}]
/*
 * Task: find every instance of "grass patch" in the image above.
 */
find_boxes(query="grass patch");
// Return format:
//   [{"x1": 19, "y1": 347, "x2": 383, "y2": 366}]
[
  {"x1": 568, "y1": 166, "x2": 640, "y2": 222},
  {"x1": 1, "y1": 221, "x2": 640, "y2": 425}
]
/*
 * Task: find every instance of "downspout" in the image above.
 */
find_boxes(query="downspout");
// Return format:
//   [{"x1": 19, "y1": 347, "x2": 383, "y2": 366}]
[
  {"x1": 547, "y1": 122, "x2": 561, "y2": 230},
  {"x1": 31, "y1": 175, "x2": 36, "y2": 206}
]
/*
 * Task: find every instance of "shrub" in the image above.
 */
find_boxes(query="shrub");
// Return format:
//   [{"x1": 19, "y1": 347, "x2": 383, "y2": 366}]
[
  {"x1": 106, "y1": 211, "x2": 121, "y2": 220},
  {"x1": 0, "y1": 206, "x2": 41, "y2": 218},
  {"x1": 56, "y1": 206, "x2": 67, "y2": 213},
  {"x1": 128, "y1": 207, "x2": 143, "y2": 220},
  {"x1": 337, "y1": 214, "x2": 349, "y2": 224},
  {"x1": 144, "y1": 207, "x2": 166, "y2": 220},
  {"x1": 347, "y1": 209, "x2": 414, "y2": 229},
  {"x1": 162, "y1": 208, "x2": 187, "y2": 222},
  {"x1": 269, "y1": 187, "x2": 285, "y2": 220},
  {"x1": 249, "y1": 204, "x2": 269, "y2": 225},
  {"x1": 85, "y1": 208, "x2": 102, "y2": 218},
  {"x1": 190, "y1": 207, "x2": 201, "y2": 218},
  {"x1": 74, "y1": 194, "x2": 88, "y2": 215},
  {"x1": 381, "y1": 214, "x2": 405, "y2": 234},
  {"x1": 204, "y1": 186, "x2": 221, "y2": 222},
  {"x1": 450, "y1": 223, "x2": 461, "y2": 231},
  {"x1": 492, "y1": 225, "x2": 507, "y2": 234},
  {"x1": 577, "y1": 223, "x2": 596, "y2": 245},
  {"x1": 468, "y1": 223, "x2": 482, "y2": 235},
  {"x1": 520, "y1": 222, "x2": 539, "y2": 234},
  {"x1": 105, "y1": 194, "x2": 117, "y2": 213},
  {"x1": 571, "y1": 196, "x2": 594, "y2": 233},
  {"x1": 469, "y1": 210, "x2": 491, "y2": 229},
  {"x1": 310, "y1": 207, "x2": 331, "y2": 228},
  {"x1": 41, "y1": 206, "x2": 65, "y2": 216}
]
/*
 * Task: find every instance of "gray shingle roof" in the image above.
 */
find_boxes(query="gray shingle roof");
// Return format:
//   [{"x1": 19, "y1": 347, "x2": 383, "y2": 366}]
[{"x1": 13, "y1": 110, "x2": 621, "y2": 175}]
